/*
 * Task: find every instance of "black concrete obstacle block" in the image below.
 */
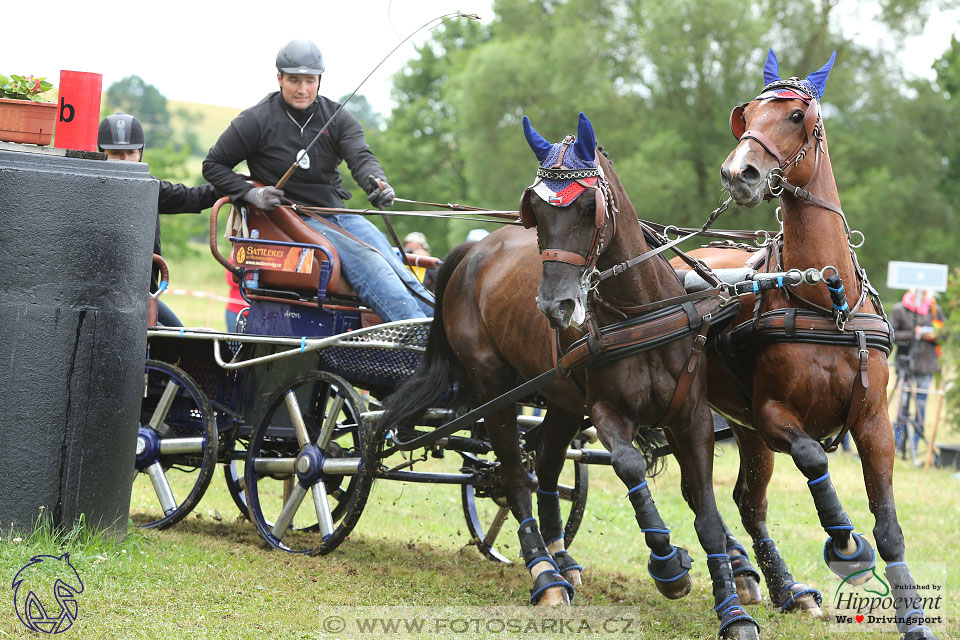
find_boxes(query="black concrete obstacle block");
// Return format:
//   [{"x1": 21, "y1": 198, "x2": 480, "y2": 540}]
[{"x1": 0, "y1": 148, "x2": 158, "y2": 540}]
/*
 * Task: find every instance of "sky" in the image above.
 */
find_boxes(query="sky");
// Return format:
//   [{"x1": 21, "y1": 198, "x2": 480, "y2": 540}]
[
  {"x1": 4, "y1": 1, "x2": 956, "y2": 117},
  {"x1": 5, "y1": 0, "x2": 494, "y2": 115}
]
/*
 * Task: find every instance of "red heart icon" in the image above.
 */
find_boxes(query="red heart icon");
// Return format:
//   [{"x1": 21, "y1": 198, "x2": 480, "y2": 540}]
[{"x1": 855, "y1": 615, "x2": 864, "y2": 623}]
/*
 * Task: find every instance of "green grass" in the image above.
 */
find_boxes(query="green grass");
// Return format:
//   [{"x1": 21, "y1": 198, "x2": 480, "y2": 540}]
[{"x1": 2, "y1": 445, "x2": 957, "y2": 639}]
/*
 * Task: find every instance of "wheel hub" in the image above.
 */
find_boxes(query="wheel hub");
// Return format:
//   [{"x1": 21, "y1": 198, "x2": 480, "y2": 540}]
[
  {"x1": 294, "y1": 445, "x2": 327, "y2": 485},
  {"x1": 135, "y1": 426, "x2": 162, "y2": 471}
]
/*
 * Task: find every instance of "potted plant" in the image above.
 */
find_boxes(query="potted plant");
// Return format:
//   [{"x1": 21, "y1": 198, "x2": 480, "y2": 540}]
[{"x1": 0, "y1": 74, "x2": 57, "y2": 145}]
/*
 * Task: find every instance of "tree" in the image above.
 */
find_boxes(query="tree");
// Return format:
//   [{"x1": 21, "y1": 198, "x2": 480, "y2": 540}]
[{"x1": 106, "y1": 75, "x2": 172, "y2": 148}]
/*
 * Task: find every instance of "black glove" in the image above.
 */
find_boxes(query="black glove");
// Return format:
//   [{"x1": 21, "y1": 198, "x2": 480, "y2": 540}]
[
  {"x1": 243, "y1": 185, "x2": 284, "y2": 210},
  {"x1": 367, "y1": 176, "x2": 395, "y2": 208}
]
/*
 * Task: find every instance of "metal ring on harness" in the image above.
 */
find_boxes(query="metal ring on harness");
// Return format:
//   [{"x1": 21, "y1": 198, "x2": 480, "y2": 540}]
[
  {"x1": 754, "y1": 229, "x2": 771, "y2": 247},
  {"x1": 849, "y1": 229, "x2": 865, "y2": 248},
  {"x1": 580, "y1": 267, "x2": 601, "y2": 292},
  {"x1": 661, "y1": 224, "x2": 680, "y2": 241},
  {"x1": 766, "y1": 169, "x2": 784, "y2": 197},
  {"x1": 820, "y1": 265, "x2": 840, "y2": 280},
  {"x1": 784, "y1": 268, "x2": 804, "y2": 286}
]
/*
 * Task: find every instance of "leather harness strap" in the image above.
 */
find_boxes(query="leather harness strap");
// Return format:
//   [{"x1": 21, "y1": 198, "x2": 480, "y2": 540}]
[
  {"x1": 542, "y1": 249, "x2": 588, "y2": 266},
  {"x1": 822, "y1": 331, "x2": 869, "y2": 453},
  {"x1": 656, "y1": 313, "x2": 712, "y2": 428}
]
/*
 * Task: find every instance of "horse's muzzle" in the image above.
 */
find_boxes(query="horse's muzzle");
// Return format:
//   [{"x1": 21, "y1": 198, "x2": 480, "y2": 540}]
[{"x1": 537, "y1": 296, "x2": 576, "y2": 330}]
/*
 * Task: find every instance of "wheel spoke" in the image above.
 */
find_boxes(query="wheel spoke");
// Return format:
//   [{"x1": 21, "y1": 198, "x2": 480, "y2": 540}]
[
  {"x1": 284, "y1": 391, "x2": 310, "y2": 447},
  {"x1": 145, "y1": 461, "x2": 178, "y2": 515},
  {"x1": 484, "y1": 506, "x2": 511, "y2": 546},
  {"x1": 147, "y1": 379, "x2": 180, "y2": 430},
  {"x1": 316, "y1": 393, "x2": 345, "y2": 449},
  {"x1": 251, "y1": 457, "x2": 297, "y2": 474},
  {"x1": 159, "y1": 437, "x2": 205, "y2": 455},
  {"x1": 271, "y1": 481, "x2": 308, "y2": 538},
  {"x1": 310, "y1": 481, "x2": 336, "y2": 538}
]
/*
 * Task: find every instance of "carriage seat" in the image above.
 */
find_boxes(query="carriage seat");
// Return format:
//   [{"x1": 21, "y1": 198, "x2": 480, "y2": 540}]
[{"x1": 240, "y1": 200, "x2": 357, "y2": 298}]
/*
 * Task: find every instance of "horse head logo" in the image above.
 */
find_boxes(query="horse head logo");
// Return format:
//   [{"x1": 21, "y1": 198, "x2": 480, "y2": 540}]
[{"x1": 12, "y1": 553, "x2": 84, "y2": 634}]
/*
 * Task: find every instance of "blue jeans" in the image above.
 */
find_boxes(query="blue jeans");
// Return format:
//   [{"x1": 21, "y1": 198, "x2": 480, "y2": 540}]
[
  {"x1": 894, "y1": 372, "x2": 932, "y2": 452},
  {"x1": 301, "y1": 213, "x2": 434, "y2": 321}
]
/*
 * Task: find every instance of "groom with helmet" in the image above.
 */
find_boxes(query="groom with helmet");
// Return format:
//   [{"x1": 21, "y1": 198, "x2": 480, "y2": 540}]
[
  {"x1": 202, "y1": 39, "x2": 434, "y2": 322},
  {"x1": 98, "y1": 113, "x2": 220, "y2": 326}
]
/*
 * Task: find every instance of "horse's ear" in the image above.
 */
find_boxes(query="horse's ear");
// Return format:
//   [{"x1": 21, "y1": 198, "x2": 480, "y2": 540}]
[
  {"x1": 519, "y1": 188, "x2": 537, "y2": 228},
  {"x1": 763, "y1": 48, "x2": 781, "y2": 85},
  {"x1": 730, "y1": 104, "x2": 747, "y2": 140},
  {"x1": 522, "y1": 116, "x2": 552, "y2": 163},
  {"x1": 806, "y1": 50, "x2": 836, "y2": 100},
  {"x1": 574, "y1": 112, "x2": 596, "y2": 163}
]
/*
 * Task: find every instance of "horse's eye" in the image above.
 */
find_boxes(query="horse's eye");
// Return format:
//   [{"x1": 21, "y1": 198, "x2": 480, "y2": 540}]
[{"x1": 790, "y1": 110, "x2": 804, "y2": 123}]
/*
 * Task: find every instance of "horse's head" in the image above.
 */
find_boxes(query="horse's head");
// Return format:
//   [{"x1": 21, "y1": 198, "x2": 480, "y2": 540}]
[
  {"x1": 520, "y1": 112, "x2": 610, "y2": 330},
  {"x1": 722, "y1": 49, "x2": 836, "y2": 206}
]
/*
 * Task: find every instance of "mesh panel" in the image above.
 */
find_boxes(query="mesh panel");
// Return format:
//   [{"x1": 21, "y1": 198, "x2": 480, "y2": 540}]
[{"x1": 319, "y1": 322, "x2": 430, "y2": 388}]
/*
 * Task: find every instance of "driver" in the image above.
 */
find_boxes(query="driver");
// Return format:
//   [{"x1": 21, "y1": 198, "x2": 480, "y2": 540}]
[{"x1": 202, "y1": 39, "x2": 434, "y2": 321}]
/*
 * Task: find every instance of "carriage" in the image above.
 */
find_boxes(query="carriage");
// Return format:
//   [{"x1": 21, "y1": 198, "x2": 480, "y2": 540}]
[
  {"x1": 133, "y1": 51, "x2": 939, "y2": 637},
  {"x1": 134, "y1": 193, "x2": 602, "y2": 561}
]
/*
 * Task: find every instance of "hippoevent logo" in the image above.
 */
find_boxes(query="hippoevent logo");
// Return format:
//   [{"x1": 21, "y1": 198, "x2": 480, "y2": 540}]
[
  {"x1": 831, "y1": 564, "x2": 944, "y2": 632},
  {"x1": 11, "y1": 553, "x2": 84, "y2": 634}
]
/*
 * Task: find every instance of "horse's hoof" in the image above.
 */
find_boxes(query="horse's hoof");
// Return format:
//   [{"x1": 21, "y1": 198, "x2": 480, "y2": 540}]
[
  {"x1": 654, "y1": 572, "x2": 692, "y2": 600},
  {"x1": 648, "y1": 546, "x2": 692, "y2": 599},
  {"x1": 562, "y1": 568, "x2": 582, "y2": 587},
  {"x1": 735, "y1": 574, "x2": 763, "y2": 605},
  {"x1": 904, "y1": 626, "x2": 937, "y2": 639},
  {"x1": 728, "y1": 546, "x2": 762, "y2": 605},
  {"x1": 778, "y1": 582, "x2": 823, "y2": 615},
  {"x1": 718, "y1": 608, "x2": 760, "y2": 640},
  {"x1": 721, "y1": 621, "x2": 760, "y2": 640},
  {"x1": 824, "y1": 532, "x2": 875, "y2": 583},
  {"x1": 795, "y1": 595, "x2": 823, "y2": 618},
  {"x1": 553, "y1": 551, "x2": 583, "y2": 587},
  {"x1": 529, "y1": 570, "x2": 574, "y2": 606},
  {"x1": 536, "y1": 586, "x2": 570, "y2": 606}
]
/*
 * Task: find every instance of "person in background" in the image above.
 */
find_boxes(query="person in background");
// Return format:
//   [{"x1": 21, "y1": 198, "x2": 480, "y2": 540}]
[
  {"x1": 890, "y1": 288, "x2": 946, "y2": 460},
  {"x1": 403, "y1": 231, "x2": 430, "y2": 256},
  {"x1": 401, "y1": 231, "x2": 437, "y2": 291},
  {"x1": 202, "y1": 39, "x2": 433, "y2": 321},
  {"x1": 98, "y1": 113, "x2": 220, "y2": 327}
]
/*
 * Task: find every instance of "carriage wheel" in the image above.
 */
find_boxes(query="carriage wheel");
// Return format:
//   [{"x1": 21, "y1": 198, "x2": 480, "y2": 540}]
[
  {"x1": 223, "y1": 432, "x2": 250, "y2": 519},
  {"x1": 132, "y1": 360, "x2": 219, "y2": 529},
  {"x1": 245, "y1": 370, "x2": 371, "y2": 554},
  {"x1": 461, "y1": 437, "x2": 589, "y2": 563}
]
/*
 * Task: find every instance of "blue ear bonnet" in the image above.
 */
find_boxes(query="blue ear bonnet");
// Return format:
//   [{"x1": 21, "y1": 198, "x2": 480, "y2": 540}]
[
  {"x1": 522, "y1": 112, "x2": 600, "y2": 207},
  {"x1": 761, "y1": 48, "x2": 836, "y2": 101}
]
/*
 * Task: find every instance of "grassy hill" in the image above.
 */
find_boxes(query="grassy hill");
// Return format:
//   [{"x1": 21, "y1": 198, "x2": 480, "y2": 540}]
[{"x1": 167, "y1": 99, "x2": 241, "y2": 157}]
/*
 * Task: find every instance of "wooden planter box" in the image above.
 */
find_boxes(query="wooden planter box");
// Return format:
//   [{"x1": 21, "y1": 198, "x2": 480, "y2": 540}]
[{"x1": 0, "y1": 97, "x2": 57, "y2": 145}]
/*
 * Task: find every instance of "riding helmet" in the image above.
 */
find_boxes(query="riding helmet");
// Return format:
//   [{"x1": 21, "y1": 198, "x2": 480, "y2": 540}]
[
  {"x1": 97, "y1": 113, "x2": 145, "y2": 150},
  {"x1": 276, "y1": 40, "x2": 325, "y2": 75}
]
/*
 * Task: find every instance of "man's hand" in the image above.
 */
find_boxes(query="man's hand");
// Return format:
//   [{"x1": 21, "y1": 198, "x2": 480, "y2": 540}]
[
  {"x1": 367, "y1": 176, "x2": 395, "y2": 208},
  {"x1": 244, "y1": 186, "x2": 284, "y2": 210}
]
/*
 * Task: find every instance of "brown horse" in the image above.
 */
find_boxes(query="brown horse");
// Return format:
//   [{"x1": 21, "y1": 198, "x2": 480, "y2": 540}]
[
  {"x1": 384, "y1": 113, "x2": 758, "y2": 639},
  {"x1": 674, "y1": 50, "x2": 935, "y2": 640}
]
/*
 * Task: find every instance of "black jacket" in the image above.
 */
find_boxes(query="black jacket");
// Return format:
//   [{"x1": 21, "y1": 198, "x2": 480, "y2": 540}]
[
  {"x1": 151, "y1": 180, "x2": 219, "y2": 290},
  {"x1": 202, "y1": 92, "x2": 384, "y2": 207}
]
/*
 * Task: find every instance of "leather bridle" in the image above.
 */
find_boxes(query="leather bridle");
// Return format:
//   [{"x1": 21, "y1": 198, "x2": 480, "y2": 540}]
[{"x1": 518, "y1": 136, "x2": 615, "y2": 271}]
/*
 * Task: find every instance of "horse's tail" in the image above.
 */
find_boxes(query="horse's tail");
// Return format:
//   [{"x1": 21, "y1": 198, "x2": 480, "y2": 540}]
[{"x1": 381, "y1": 241, "x2": 476, "y2": 430}]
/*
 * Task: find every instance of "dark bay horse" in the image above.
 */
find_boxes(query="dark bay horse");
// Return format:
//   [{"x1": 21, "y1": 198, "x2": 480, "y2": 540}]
[
  {"x1": 673, "y1": 50, "x2": 936, "y2": 640},
  {"x1": 385, "y1": 113, "x2": 758, "y2": 639}
]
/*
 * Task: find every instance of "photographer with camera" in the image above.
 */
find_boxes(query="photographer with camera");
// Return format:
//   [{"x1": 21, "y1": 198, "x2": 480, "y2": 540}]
[{"x1": 890, "y1": 288, "x2": 945, "y2": 461}]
